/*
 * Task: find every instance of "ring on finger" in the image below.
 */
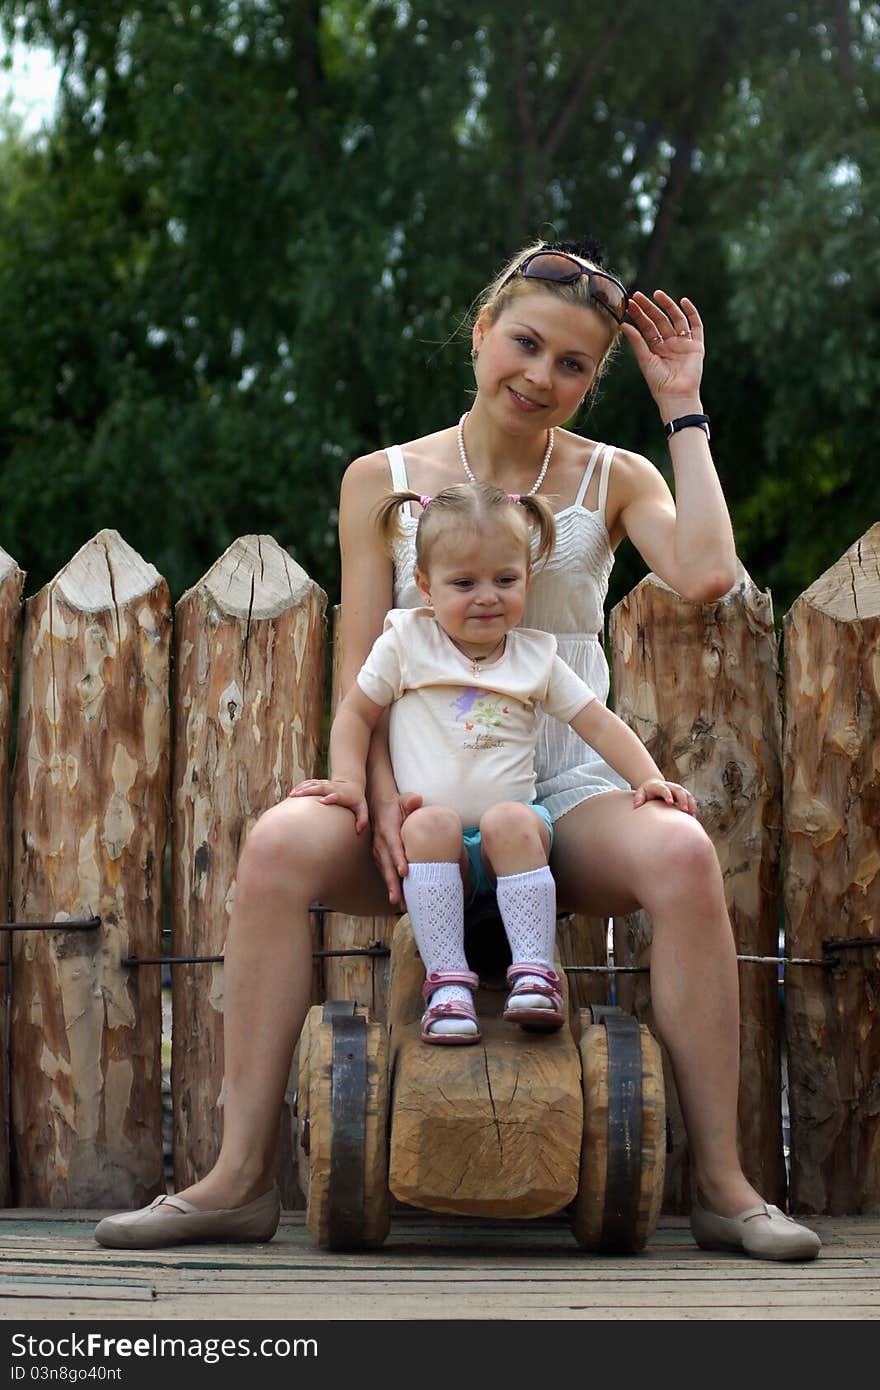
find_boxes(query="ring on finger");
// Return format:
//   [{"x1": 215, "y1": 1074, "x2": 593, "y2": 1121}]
[{"x1": 677, "y1": 328, "x2": 692, "y2": 338}]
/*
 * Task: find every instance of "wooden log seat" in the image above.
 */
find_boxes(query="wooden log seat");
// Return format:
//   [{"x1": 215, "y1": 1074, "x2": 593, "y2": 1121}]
[
  {"x1": 386, "y1": 917, "x2": 583, "y2": 1219},
  {"x1": 296, "y1": 917, "x2": 666, "y2": 1253}
]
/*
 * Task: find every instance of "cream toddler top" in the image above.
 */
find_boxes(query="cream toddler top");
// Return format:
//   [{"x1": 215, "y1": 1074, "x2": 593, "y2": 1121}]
[
  {"x1": 356, "y1": 607, "x2": 596, "y2": 827},
  {"x1": 386, "y1": 441, "x2": 628, "y2": 821}
]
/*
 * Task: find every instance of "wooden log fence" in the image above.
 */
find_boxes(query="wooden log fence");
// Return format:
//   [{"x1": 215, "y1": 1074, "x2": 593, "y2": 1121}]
[
  {"x1": 783, "y1": 525, "x2": 880, "y2": 1216},
  {"x1": 609, "y1": 562, "x2": 785, "y2": 1212},
  {"x1": 10, "y1": 531, "x2": 170, "y2": 1207},
  {"x1": 0, "y1": 525, "x2": 876, "y2": 1216},
  {"x1": 0, "y1": 546, "x2": 24, "y2": 1208},
  {"x1": 170, "y1": 534, "x2": 326, "y2": 1208}
]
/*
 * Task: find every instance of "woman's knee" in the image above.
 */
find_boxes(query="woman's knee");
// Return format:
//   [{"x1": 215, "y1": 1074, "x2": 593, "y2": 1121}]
[
  {"x1": 639, "y1": 815, "x2": 723, "y2": 905},
  {"x1": 401, "y1": 804, "x2": 462, "y2": 859},
  {"x1": 238, "y1": 799, "x2": 341, "y2": 893},
  {"x1": 480, "y1": 801, "x2": 545, "y2": 858}
]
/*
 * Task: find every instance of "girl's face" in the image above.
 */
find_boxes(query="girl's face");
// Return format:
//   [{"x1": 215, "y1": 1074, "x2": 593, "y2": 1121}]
[
  {"x1": 415, "y1": 526, "x2": 530, "y2": 657},
  {"x1": 472, "y1": 291, "x2": 612, "y2": 430}
]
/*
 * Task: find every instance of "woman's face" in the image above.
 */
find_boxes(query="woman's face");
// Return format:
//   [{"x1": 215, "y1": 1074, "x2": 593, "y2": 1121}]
[{"x1": 472, "y1": 290, "x2": 612, "y2": 431}]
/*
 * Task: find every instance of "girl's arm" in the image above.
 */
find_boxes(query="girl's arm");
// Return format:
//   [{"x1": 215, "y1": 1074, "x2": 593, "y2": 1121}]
[
  {"x1": 613, "y1": 293, "x2": 737, "y2": 602},
  {"x1": 568, "y1": 700, "x2": 695, "y2": 815},
  {"x1": 291, "y1": 685, "x2": 385, "y2": 833}
]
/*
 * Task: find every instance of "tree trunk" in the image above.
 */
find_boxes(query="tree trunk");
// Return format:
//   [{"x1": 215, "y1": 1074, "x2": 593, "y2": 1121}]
[
  {"x1": 635, "y1": 8, "x2": 738, "y2": 290},
  {"x1": 609, "y1": 564, "x2": 785, "y2": 1212},
  {"x1": 11, "y1": 531, "x2": 170, "y2": 1207},
  {"x1": 0, "y1": 547, "x2": 24, "y2": 1206},
  {"x1": 783, "y1": 525, "x2": 880, "y2": 1215},
  {"x1": 171, "y1": 535, "x2": 326, "y2": 1208}
]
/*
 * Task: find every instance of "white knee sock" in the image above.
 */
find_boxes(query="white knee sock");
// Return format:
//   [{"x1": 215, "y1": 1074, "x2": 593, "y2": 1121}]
[
  {"x1": 495, "y1": 865, "x2": 558, "y2": 1010},
  {"x1": 403, "y1": 860, "x2": 477, "y2": 1036}
]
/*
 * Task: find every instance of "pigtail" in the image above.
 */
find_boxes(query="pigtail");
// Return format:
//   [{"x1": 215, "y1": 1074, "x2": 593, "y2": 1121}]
[
  {"x1": 516, "y1": 493, "x2": 556, "y2": 570},
  {"x1": 371, "y1": 490, "x2": 425, "y2": 556},
  {"x1": 373, "y1": 480, "x2": 557, "y2": 573}
]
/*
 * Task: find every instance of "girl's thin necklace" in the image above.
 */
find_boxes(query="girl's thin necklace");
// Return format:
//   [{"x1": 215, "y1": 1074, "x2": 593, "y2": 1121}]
[
  {"x1": 457, "y1": 412, "x2": 554, "y2": 495},
  {"x1": 448, "y1": 631, "x2": 506, "y2": 677}
]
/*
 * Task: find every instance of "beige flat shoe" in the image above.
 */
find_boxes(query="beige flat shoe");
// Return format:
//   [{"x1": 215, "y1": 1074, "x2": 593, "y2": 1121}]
[
  {"x1": 94, "y1": 1186, "x2": 281, "y2": 1249},
  {"x1": 691, "y1": 1201, "x2": 821, "y2": 1261}
]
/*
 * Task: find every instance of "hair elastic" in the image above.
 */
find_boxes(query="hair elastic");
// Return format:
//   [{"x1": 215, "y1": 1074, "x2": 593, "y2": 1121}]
[
  {"x1": 419, "y1": 495, "x2": 432, "y2": 510},
  {"x1": 507, "y1": 493, "x2": 521, "y2": 503}
]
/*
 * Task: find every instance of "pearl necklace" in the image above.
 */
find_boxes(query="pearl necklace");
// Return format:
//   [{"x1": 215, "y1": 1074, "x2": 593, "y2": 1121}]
[{"x1": 457, "y1": 412, "x2": 554, "y2": 496}]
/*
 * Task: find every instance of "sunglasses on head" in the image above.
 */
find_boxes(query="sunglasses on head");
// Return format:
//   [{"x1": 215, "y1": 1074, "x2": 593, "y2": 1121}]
[{"x1": 506, "y1": 250, "x2": 629, "y2": 324}]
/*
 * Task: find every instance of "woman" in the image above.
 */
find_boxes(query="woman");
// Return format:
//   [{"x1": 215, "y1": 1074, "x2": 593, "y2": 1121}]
[{"x1": 96, "y1": 240, "x2": 820, "y2": 1261}]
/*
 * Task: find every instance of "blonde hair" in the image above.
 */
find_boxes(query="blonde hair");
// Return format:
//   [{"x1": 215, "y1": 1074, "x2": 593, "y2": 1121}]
[
  {"x1": 473, "y1": 238, "x2": 625, "y2": 386},
  {"x1": 374, "y1": 482, "x2": 556, "y2": 575}
]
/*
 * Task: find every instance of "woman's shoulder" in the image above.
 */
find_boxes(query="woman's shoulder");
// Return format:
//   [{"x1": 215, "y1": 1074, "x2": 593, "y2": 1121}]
[
  {"x1": 605, "y1": 443, "x2": 666, "y2": 494},
  {"x1": 553, "y1": 428, "x2": 655, "y2": 487},
  {"x1": 341, "y1": 447, "x2": 394, "y2": 493},
  {"x1": 342, "y1": 428, "x2": 462, "y2": 510},
  {"x1": 342, "y1": 428, "x2": 457, "y2": 492}
]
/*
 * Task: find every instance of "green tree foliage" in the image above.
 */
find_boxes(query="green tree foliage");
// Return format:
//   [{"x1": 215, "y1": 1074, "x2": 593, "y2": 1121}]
[{"x1": 0, "y1": 0, "x2": 876, "y2": 613}]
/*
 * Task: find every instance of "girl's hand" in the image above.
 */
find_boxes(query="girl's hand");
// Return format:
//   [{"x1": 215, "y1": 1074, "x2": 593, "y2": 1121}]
[
  {"x1": 290, "y1": 777, "x2": 369, "y2": 833},
  {"x1": 370, "y1": 790, "x2": 423, "y2": 907},
  {"x1": 621, "y1": 291, "x2": 705, "y2": 412},
  {"x1": 633, "y1": 778, "x2": 696, "y2": 816}
]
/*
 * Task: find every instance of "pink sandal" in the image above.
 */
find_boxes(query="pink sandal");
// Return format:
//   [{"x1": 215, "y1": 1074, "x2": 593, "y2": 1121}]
[
  {"x1": 502, "y1": 962, "x2": 565, "y2": 1031},
  {"x1": 420, "y1": 969, "x2": 481, "y2": 1046}
]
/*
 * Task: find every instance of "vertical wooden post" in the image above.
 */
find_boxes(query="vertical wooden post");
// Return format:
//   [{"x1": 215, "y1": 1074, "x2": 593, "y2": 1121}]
[
  {"x1": 322, "y1": 607, "x2": 398, "y2": 1017},
  {"x1": 783, "y1": 525, "x2": 880, "y2": 1214},
  {"x1": 10, "y1": 531, "x2": 170, "y2": 1207},
  {"x1": 0, "y1": 547, "x2": 25, "y2": 1207},
  {"x1": 557, "y1": 914, "x2": 612, "y2": 1016},
  {"x1": 171, "y1": 536, "x2": 326, "y2": 1207},
  {"x1": 609, "y1": 565, "x2": 784, "y2": 1211}
]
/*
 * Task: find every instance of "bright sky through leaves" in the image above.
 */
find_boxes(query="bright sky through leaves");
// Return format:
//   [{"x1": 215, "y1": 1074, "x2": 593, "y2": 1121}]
[{"x1": 0, "y1": 38, "x2": 58, "y2": 130}]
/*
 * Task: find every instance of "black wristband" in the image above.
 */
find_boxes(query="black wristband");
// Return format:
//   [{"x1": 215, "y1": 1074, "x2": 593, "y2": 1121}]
[{"x1": 664, "y1": 413, "x2": 710, "y2": 440}]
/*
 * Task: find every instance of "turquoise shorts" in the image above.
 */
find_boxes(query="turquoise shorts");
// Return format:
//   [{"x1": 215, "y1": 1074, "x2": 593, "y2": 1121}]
[{"x1": 462, "y1": 803, "x2": 554, "y2": 902}]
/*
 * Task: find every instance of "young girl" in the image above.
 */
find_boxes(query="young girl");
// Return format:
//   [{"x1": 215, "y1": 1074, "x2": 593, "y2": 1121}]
[{"x1": 293, "y1": 480, "x2": 694, "y2": 1044}]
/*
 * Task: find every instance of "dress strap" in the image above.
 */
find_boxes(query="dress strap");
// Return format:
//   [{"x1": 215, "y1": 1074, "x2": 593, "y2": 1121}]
[
  {"x1": 573, "y1": 441, "x2": 604, "y2": 509},
  {"x1": 386, "y1": 444, "x2": 412, "y2": 517},
  {"x1": 597, "y1": 444, "x2": 616, "y2": 530}
]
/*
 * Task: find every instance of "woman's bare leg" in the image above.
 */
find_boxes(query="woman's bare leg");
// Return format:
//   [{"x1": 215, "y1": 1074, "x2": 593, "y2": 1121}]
[
  {"x1": 168, "y1": 798, "x2": 391, "y2": 1210},
  {"x1": 551, "y1": 791, "x2": 765, "y2": 1217}
]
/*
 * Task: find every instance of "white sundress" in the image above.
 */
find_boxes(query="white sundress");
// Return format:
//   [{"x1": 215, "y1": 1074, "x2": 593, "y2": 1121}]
[{"x1": 386, "y1": 441, "x2": 628, "y2": 823}]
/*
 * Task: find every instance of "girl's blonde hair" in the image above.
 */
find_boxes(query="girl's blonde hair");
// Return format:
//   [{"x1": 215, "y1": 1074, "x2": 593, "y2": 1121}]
[
  {"x1": 374, "y1": 482, "x2": 556, "y2": 575},
  {"x1": 473, "y1": 238, "x2": 625, "y2": 387}
]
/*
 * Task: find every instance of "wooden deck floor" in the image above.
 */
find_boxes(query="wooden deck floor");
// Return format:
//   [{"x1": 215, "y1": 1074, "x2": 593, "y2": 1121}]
[{"x1": 1, "y1": 1210, "x2": 878, "y2": 1321}]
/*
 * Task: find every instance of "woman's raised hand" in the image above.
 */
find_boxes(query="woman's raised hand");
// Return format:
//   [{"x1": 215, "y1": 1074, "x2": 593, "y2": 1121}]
[
  {"x1": 370, "y1": 790, "x2": 423, "y2": 907},
  {"x1": 621, "y1": 290, "x2": 704, "y2": 410}
]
